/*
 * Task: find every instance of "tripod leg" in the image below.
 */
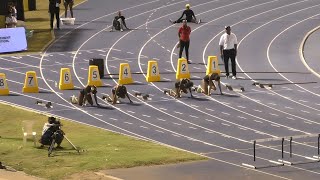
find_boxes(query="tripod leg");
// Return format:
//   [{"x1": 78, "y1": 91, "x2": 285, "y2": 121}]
[
  {"x1": 48, "y1": 138, "x2": 56, "y2": 157},
  {"x1": 63, "y1": 135, "x2": 80, "y2": 153}
]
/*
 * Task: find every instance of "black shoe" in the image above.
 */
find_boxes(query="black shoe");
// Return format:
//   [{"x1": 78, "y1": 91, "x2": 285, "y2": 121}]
[{"x1": 187, "y1": 61, "x2": 191, "y2": 64}]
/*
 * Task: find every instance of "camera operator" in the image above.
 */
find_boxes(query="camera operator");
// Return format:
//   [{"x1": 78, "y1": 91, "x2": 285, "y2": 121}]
[{"x1": 39, "y1": 117, "x2": 64, "y2": 148}]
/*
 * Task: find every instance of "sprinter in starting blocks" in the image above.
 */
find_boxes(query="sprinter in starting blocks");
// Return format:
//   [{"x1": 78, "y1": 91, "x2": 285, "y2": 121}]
[
  {"x1": 73, "y1": 85, "x2": 99, "y2": 106},
  {"x1": 102, "y1": 85, "x2": 133, "y2": 105},
  {"x1": 164, "y1": 78, "x2": 193, "y2": 98}
]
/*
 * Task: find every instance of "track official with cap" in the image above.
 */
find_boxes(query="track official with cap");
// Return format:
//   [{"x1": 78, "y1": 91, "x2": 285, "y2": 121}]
[{"x1": 219, "y1": 26, "x2": 238, "y2": 79}]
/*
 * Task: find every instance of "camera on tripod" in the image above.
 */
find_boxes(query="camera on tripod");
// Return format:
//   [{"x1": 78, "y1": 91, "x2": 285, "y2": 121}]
[{"x1": 39, "y1": 117, "x2": 80, "y2": 157}]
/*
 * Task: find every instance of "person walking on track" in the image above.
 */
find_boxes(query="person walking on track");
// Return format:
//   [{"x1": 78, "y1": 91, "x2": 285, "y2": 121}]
[
  {"x1": 219, "y1": 26, "x2": 238, "y2": 79},
  {"x1": 178, "y1": 20, "x2": 191, "y2": 64}
]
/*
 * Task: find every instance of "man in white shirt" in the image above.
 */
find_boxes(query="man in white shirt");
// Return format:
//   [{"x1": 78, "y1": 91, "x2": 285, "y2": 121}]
[{"x1": 219, "y1": 26, "x2": 238, "y2": 79}]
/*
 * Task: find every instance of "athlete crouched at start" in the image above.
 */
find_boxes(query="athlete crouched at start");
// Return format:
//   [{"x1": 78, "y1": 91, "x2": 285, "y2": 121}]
[
  {"x1": 102, "y1": 85, "x2": 133, "y2": 104},
  {"x1": 76, "y1": 85, "x2": 99, "y2": 106},
  {"x1": 201, "y1": 73, "x2": 223, "y2": 95},
  {"x1": 165, "y1": 78, "x2": 193, "y2": 98}
]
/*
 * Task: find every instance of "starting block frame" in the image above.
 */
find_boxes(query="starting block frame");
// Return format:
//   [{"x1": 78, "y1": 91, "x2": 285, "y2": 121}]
[{"x1": 60, "y1": 18, "x2": 75, "y2": 25}]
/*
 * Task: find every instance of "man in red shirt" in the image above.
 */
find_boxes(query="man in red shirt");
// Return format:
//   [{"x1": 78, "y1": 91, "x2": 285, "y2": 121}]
[{"x1": 178, "y1": 20, "x2": 191, "y2": 64}]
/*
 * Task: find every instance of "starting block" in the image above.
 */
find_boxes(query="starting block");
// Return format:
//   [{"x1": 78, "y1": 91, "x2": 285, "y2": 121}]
[
  {"x1": 22, "y1": 71, "x2": 39, "y2": 93},
  {"x1": 225, "y1": 84, "x2": 245, "y2": 92},
  {"x1": 118, "y1": 63, "x2": 133, "y2": 85},
  {"x1": 146, "y1": 60, "x2": 160, "y2": 82},
  {"x1": 102, "y1": 95, "x2": 120, "y2": 104},
  {"x1": 252, "y1": 82, "x2": 273, "y2": 89},
  {"x1": 60, "y1": 18, "x2": 75, "y2": 25},
  {"x1": 134, "y1": 92, "x2": 151, "y2": 100},
  {"x1": 0, "y1": 73, "x2": 9, "y2": 95},
  {"x1": 36, "y1": 100, "x2": 52, "y2": 108},
  {"x1": 176, "y1": 58, "x2": 190, "y2": 80}
]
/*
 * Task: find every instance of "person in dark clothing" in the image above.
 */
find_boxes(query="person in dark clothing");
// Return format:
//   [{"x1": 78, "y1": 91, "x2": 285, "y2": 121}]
[
  {"x1": 164, "y1": 78, "x2": 194, "y2": 98},
  {"x1": 49, "y1": 0, "x2": 61, "y2": 30},
  {"x1": 170, "y1": 4, "x2": 200, "y2": 24},
  {"x1": 178, "y1": 20, "x2": 191, "y2": 64},
  {"x1": 102, "y1": 85, "x2": 133, "y2": 105},
  {"x1": 64, "y1": 0, "x2": 74, "y2": 18},
  {"x1": 201, "y1": 73, "x2": 223, "y2": 95},
  {"x1": 78, "y1": 85, "x2": 99, "y2": 106},
  {"x1": 110, "y1": 11, "x2": 129, "y2": 32}
]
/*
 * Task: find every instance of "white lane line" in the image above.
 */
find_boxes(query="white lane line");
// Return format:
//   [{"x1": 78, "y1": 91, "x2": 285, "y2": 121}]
[
  {"x1": 189, "y1": 126, "x2": 197, "y2": 129},
  {"x1": 161, "y1": 97, "x2": 171, "y2": 100},
  {"x1": 269, "y1": 113, "x2": 279, "y2": 117},
  {"x1": 205, "y1": 130, "x2": 214, "y2": 134},
  {"x1": 172, "y1": 134, "x2": 181, "y2": 137},
  {"x1": 87, "y1": 51, "x2": 93, "y2": 53},
  {"x1": 165, "y1": 69, "x2": 173, "y2": 72},
  {"x1": 205, "y1": 108, "x2": 215, "y2": 112},
  {"x1": 109, "y1": 118, "x2": 118, "y2": 121},
  {"x1": 50, "y1": 70, "x2": 58, "y2": 73},
  {"x1": 255, "y1": 131, "x2": 267, "y2": 135},
  {"x1": 124, "y1": 122, "x2": 133, "y2": 125},
  {"x1": 74, "y1": 86, "x2": 81, "y2": 89},
  {"x1": 299, "y1": 100, "x2": 308, "y2": 103},
  {"x1": 79, "y1": 77, "x2": 84, "y2": 80},
  {"x1": 140, "y1": 126, "x2": 149, "y2": 129},
  {"x1": 127, "y1": 52, "x2": 134, "y2": 54},
  {"x1": 267, "y1": 103, "x2": 277, "y2": 106},
  {"x1": 174, "y1": 111, "x2": 183, "y2": 114},
  {"x1": 163, "y1": 78, "x2": 171, "y2": 81},
  {"x1": 127, "y1": 110, "x2": 135, "y2": 114},
  {"x1": 190, "y1": 104, "x2": 199, "y2": 108},
  {"x1": 301, "y1": 110, "x2": 310, "y2": 114},
  {"x1": 205, "y1": 119, "x2": 215, "y2": 122},
  {"x1": 254, "y1": 120, "x2": 263, "y2": 123},
  {"x1": 156, "y1": 130, "x2": 164, "y2": 133},
  {"x1": 192, "y1": 76, "x2": 201, "y2": 79},
  {"x1": 304, "y1": 121, "x2": 313, "y2": 125},
  {"x1": 284, "y1": 106, "x2": 293, "y2": 109},
  {"x1": 238, "y1": 116, "x2": 247, "y2": 119},
  {"x1": 193, "y1": 67, "x2": 202, "y2": 70},
  {"x1": 161, "y1": 46, "x2": 165, "y2": 49},
  {"x1": 142, "y1": 114, "x2": 151, "y2": 117},
  {"x1": 96, "y1": 49, "x2": 106, "y2": 52},
  {"x1": 238, "y1": 127, "x2": 248, "y2": 130},
  {"x1": 315, "y1": 103, "x2": 320, "y2": 106},
  {"x1": 159, "y1": 108, "x2": 167, "y2": 111},
  {"x1": 271, "y1": 124, "x2": 280, "y2": 127},
  {"x1": 253, "y1": 109, "x2": 262, "y2": 112},
  {"x1": 110, "y1": 65, "x2": 117, "y2": 68},
  {"x1": 99, "y1": 54, "x2": 106, "y2": 56},
  {"x1": 94, "y1": 114, "x2": 103, "y2": 117},
  {"x1": 173, "y1": 122, "x2": 182, "y2": 126},
  {"x1": 286, "y1": 117, "x2": 295, "y2": 120},
  {"x1": 167, "y1": 49, "x2": 171, "y2": 53},
  {"x1": 297, "y1": 90, "x2": 305, "y2": 93},
  {"x1": 80, "y1": 68, "x2": 88, "y2": 71},
  {"x1": 173, "y1": 53, "x2": 177, "y2": 56},
  {"x1": 237, "y1": 106, "x2": 246, "y2": 109},
  {"x1": 157, "y1": 118, "x2": 166, "y2": 122},
  {"x1": 221, "y1": 123, "x2": 231, "y2": 126},
  {"x1": 47, "y1": 79, "x2": 54, "y2": 82},
  {"x1": 83, "y1": 59, "x2": 89, "y2": 62},
  {"x1": 55, "y1": 61, "x2": 63, "y2": 64},
  {"x1": 190, "y1": 115, "x2": 199, "y2": 119},
  {"x1": 221, "y1": 112, "x2": 230, "y2": 115}
]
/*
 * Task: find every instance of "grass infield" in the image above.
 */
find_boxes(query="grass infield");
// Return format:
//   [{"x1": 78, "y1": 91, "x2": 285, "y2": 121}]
[{"x1": 0, "y1": 103, "x2": 206, "y2": 180}]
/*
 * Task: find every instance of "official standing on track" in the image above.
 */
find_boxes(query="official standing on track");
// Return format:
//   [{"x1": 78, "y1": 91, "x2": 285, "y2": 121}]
[
  {"x1": 49, "y1": 0, "x2": 61, "y2": 30},
  {"x1": 219, "y1": 26, "x2": 238, "y2": 79},
  {"x1": 178, "y1": 20, "x2": 191, "y2": 64}
]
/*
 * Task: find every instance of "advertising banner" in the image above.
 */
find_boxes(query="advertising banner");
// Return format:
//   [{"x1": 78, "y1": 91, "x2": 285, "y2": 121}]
[{"x1": 0, "y1": 27, "x2": 27, "y2": 53}]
